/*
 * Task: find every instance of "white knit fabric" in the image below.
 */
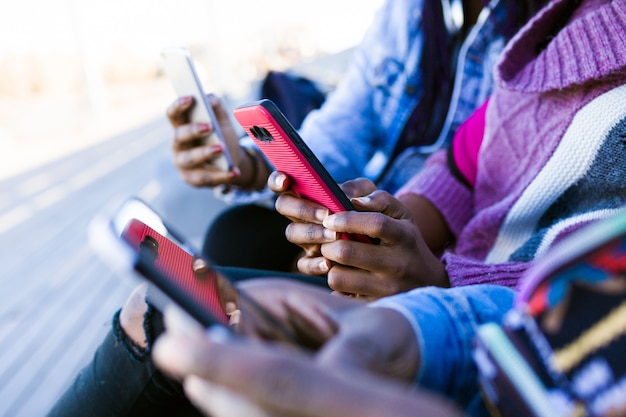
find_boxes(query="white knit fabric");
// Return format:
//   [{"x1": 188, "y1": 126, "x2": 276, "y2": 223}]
[{"x1": 486, "y1": 84, "x2": 626, "y2": 264}]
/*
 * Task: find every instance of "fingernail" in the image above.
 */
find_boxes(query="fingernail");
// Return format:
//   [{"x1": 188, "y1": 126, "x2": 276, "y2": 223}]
[
  {"x1": 207, "y1": 94, "x2": 219, "y2": 105},
  {"x1": 192, "y1": 258, "x2": 209, "y2": 273},
  {"x1": 180, "y1": 96, "x2": 192, "y2": 106},
  {"x1": 230, "y1": 167, "x2": 241, "y2": 178},
  {"x1": 322, "y1": 215, "x2": 334, "y2": 228},
  {"x1": 351, "y1": 196, "x2": 371, "y2": 205},
  {"x1": 315, "y1": 208, "x2": 329, "y2": 222},
  {"x1": 319, "y1": 259, "x2": 329, "y2": 273},
  {"x1": 198, "y1": 122, "x2": 211, "y2": 133},
  {"x1": 206, "y1": 325, "x2": 231, "y2": 343},
  {"x1": 274, "y1": 173, "x2": 287, "y2": 189},
  {"x1": 323, "y1": 228, "x2": 337, "y2": 240},
  {"x1": 209, "y1": 144, "x2": 223, "y2": 153}
]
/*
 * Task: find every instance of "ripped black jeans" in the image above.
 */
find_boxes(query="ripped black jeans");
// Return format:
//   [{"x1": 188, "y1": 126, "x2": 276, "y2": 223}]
[{"x1": 47, "y1": 266, "x2": 329, "y2": 417}]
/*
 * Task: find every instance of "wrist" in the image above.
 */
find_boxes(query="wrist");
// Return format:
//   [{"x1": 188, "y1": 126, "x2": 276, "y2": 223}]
[{"x1": 233, "y1": 146, "x2": 263, "y2": 190}]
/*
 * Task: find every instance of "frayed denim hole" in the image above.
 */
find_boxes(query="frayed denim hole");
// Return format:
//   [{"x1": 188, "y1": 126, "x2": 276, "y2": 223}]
[{"x1": 112, "y1": 308, "x2": 151, "y2": 363}]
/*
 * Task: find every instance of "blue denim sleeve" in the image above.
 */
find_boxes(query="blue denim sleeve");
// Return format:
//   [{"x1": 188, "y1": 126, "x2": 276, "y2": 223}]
[
  {"x1": 216, "y1": 0, "x2": 426, "y2": 204},
  {"x1": 299, "y1": 0, "x2": 425, "y2": 184},
  {"x1": 371, "y1": 284, "x2": 514, "y2": 407}
]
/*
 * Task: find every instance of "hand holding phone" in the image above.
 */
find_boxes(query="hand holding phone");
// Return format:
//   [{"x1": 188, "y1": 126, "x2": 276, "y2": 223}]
[
  {"x1": 161, "y1": 47, "x2": 235, "y2": 173},
  {"x1": 233, "y1": 99, "x2": 377, "y2": 244},
  {"x1": 89, "y1": 197, "x2": 297, "y2": 343}
]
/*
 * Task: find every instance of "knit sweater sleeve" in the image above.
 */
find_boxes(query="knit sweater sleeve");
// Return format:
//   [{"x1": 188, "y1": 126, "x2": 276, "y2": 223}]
[
  {"x1": 443, "y1": 252, "x2": 529, "y2": 289},
  {"x1": 394, "y1": 150, "x2": 473, "y2": 238}
]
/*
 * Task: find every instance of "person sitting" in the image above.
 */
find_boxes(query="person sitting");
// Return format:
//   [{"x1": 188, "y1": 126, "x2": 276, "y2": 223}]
[
  {"x1": 169, "y1": 0, "x2": 545, "y2": 272},
  {"x1": 47, "y1": 0, "x2": 626, "y2": 415}
]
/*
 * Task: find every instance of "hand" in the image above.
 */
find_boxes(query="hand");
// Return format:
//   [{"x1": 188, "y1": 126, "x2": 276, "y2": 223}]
[
  {"x1": 268, "y1": 173, "x2": 381, "y2": 277},
  {"x1": 271, "y1": 174, "x2": 448, "y2": 297},
  {"x1": 168, "y1": 95, "x2": 269, "y2": 189},
  {"x1": 153, "y1": 306, "x2": 463, "y2": 417},
  {"x1": 268, "y1": 171, "x2": 336, "y2": 275},
  {"x1": 235, "y1": 278, "x2": 361, "y2": 349},
  {"x1": 234, "y1": 278, "x2": 418, "y2": 383},
  {"x1": 315, "y1": 305, "x2": 420, "y2": 382},
  {"x1": 320, "y1": 184, "x2": 449, "y2": 297}
]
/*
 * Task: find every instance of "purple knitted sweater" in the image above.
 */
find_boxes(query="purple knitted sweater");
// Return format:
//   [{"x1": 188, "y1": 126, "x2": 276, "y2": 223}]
[{"x1": 396, "y1": 0, "x2": 626, "y2": 289}]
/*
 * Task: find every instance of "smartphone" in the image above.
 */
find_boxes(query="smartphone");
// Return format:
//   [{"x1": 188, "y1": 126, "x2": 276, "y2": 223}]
[
  {"x1": 88, "y1": 197, "x2": 296, "y2": 339},
  {"x1": 161, "y1": 47, "x2": 234, "y2": 172},
  {"x1": 233, "y1": 99, "x2": 376, "y2": 244}
]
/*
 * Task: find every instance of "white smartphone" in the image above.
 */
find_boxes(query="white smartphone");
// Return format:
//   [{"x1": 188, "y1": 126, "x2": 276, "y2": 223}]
[{"x1": 161, "y1": 47, "x2": 234, "y2": 172}]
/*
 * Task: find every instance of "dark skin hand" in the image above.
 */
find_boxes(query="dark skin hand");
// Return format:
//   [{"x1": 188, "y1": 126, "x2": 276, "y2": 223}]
[
  {"x1": 154, "y1": 326, "x2": 462, "y2": 417},
  {"x1": 269, "y1": 172, "x2": 452, "y2": 299},
  {"x1": 236, "y1": 279, "x2": 422, "y2": 382},
  {"x1": 153, "y1": 283, "x2": 462, "y2": 417},
  {"x1": 167, "y1": 95, "x2": 270, "y2": 190}
]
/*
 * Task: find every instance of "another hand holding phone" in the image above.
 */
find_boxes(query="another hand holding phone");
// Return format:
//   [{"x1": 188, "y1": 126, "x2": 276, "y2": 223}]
[
  {"x1": 89, "y1": 197, "x2": 297, "y2": 343},
  {"x1": 163, "y1": 47, "x2": 268, "y2": 189},
  {"x1": 234, "y1": 100, "x2": 444, "y2": 298},
  {"x1": 167, "y1": 95, "x2": 243, "y2": 187},
  {"x1": 234, "y1": 100, "x2": 377, "y2": 242},
  {"x1": 270, "y1": 172, "x2": 442, "y2": 298}
]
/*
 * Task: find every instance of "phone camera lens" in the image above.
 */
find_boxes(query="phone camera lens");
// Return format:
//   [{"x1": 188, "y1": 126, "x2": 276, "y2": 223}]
[
  {"x1": 250, "y1": 126, "x2": 274, "y2": 143},
  {"x1": 139, "y1": 235, "x2": 159, "y2": 264}
]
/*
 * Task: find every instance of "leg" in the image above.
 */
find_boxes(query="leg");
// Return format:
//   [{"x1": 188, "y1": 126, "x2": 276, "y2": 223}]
[
  {"x1": 202, "y1": 204, "x2": 302, "y2": 272},
  {"x1": 47, "y1": 307, "x2": 202, "y2": 417},
  {"x1": 48, "y1": 268, "x2": 326, "y2": 416}
]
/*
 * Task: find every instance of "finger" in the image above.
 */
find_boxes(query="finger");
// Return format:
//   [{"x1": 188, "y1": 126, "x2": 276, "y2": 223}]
[
  {"x1": 174, "y1": 145, "x2": 224, "y2": 169},
  {"x1": 172, "y1": 123, "x2": 213, "y2": 150},
  {"x1": 340, "y1": 178, "x2": 378, "y2": 199},
  {"x1": 325, "y1": 264, "x2": 388, "y2": 297},
  {"x1": 323, "y1": 211, "x2": 412, "y2": 244},
  {"x1": 316, "y1": 307, "x2": 420, "y2": 381},
  {"x1": 275, "y1": 194, "x2": 329, "y2": 225},
  {"x1": 153, "y1": 331, "x2": 358, "y2": 417},
  {"x1": 156, "y1": 323, "x2": 438, "y2": 417},
  {"x1": 154, "y1": 330, "x2": 314, "y2": 411},
  {"x1": 207, "y1": 94, "x2": 232, "y2": 130},
  {"x1": 184, "y1": 377, "x2": 271, "y2": 417},
  {"x1": 321, "y1": 237, "x2": 401, "y2": 275},
  {"x1": 296, "y1": 255, "x2": 331, "y2": 276},
  {"x1": 162, "y1": 304, "x2": 205, "y2": 337},
  {"x1": 236, "y1": 278, "x2": 355, "y2": 343},
  {"x1": 268, "y1": 171, "x2": 291, "y2": 193},
  {"x1": 166, "y1": 96, "x2": 194, "y2": 126},
  {"x1": 302, "y1": 243, "x2": 322, "y2": 258},
  {"x1": 351, "y1": 190, "x2": 413, "y2": 221},
  {"x1": 180, "y1": 167, "x2": 239, "y2": 188},
  {"x1": 285, "y1": 222, "x2": 336, "y2": 246}
]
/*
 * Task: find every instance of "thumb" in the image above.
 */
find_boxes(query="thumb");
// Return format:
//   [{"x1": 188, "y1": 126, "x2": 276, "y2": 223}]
[
  {"x1": 351, "y1": 190, "x2": 413, "y2": 221},
  {"x1": 207, "y1": 94, "x2": 230, "y2": 125},
  {"x1": 315, "y1": 307, "x2": 420, "y2": 382}
]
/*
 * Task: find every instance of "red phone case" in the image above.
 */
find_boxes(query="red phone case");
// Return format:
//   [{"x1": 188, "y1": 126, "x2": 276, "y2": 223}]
[
  {"x1": 234, "y1": 99, "x2": 375, "y2": 244},
  {"x1": 122, "y1": 219, "x2": 229, "y2": 326}
]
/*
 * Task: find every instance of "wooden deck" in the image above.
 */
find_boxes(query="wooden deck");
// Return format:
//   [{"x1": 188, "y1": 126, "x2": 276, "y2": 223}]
[{"x1": 0, "y1": 119, "x2": 225, "y2": 416}]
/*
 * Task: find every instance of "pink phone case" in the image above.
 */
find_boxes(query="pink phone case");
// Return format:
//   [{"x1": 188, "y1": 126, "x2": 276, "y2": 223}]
[
  {"x1": 122, "y1": 218, "x2": 230, "y2": 326},
  {"x1": 234, "y1": 100, "x2": 376, "y2": 244}
]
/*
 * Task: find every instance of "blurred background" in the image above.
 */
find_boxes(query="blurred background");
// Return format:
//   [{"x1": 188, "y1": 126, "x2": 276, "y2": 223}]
[
  {"x1": 0, "y1": 0, "x2": 382, "y2": 415},
  {"x1": 0, "y1": 0, "x2": 382, "y2": 179}
]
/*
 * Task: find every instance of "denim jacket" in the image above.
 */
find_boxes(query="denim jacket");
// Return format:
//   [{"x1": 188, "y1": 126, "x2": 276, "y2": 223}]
[
  {"x1": 220, "y1": 0, "x2": 506, "y2": 203},
  {"x1": 373, "y1": 284, "x2": 515, "y2": 416}
]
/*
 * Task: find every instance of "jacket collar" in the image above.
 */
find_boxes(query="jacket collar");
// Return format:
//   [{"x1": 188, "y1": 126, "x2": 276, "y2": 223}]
[{"x1": 495, "y1": 0, "x2": 626, "y2": 92}]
